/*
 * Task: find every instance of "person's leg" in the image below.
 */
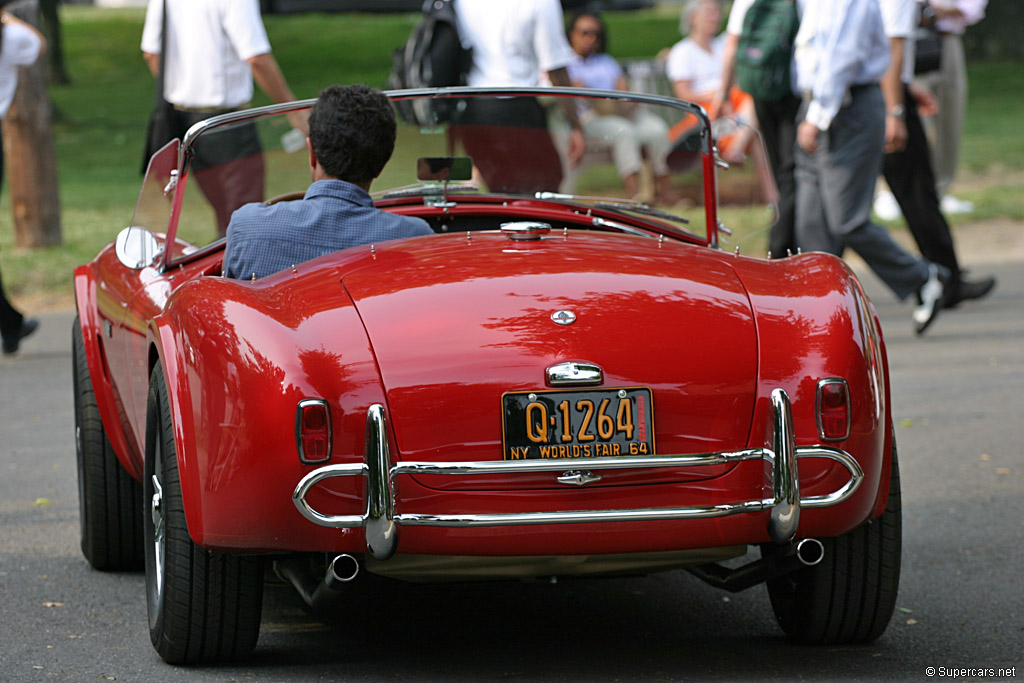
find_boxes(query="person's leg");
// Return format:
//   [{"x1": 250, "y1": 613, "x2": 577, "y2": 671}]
[
  {"x1": 193, "y1": 153, "x2": 266, "y2": 236},
  {"x1": 843, "y1": 222, "x2": 929, "y2": 301},
  {"x1": 794, "y1": 122, "x2": 841, "y2": 255},
  {"x1": 631, "y1": 109, "x2": 678, "y2": 203},
  {"x1": 583, "y1": 114, "x2": 642, "y2": 195},
  {"x1": 814, "y1": 86, "x2": 930, "y2": 300},
  {"x1": 931, "y1": 34, "x2": 967, "y2": 196},
  {"x1": 632, "y1": 108, "x2": 671, "y2": 176},
  {"x1": 0, "y1": 126, "x2": 25, "y2": 340},
  {"x1": 0, "y1": 267, "x2": 24, "y2": 338},
  {"x1": 883, "y1": 85, "x2": 961, "y2": 291},
  {"x1": 188, "y1": 117, "x2": 266, "y2": 237},
  {"x1": 755, "y1": 96, "x2": 799, "y2": 257}
]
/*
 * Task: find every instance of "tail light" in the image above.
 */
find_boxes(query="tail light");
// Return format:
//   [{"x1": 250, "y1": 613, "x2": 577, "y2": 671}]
[
  {"x1": 296, "y1": 399, "x2": 332, "y2": 463},
  {"x1": 816, "y1": 379, "x2": 850, "y2": 441}
]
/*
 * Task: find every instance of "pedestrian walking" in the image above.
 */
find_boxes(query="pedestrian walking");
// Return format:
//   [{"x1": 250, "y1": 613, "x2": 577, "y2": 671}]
[{"x1": 0, "y1": 3, "x2": 44, "y2": 355}]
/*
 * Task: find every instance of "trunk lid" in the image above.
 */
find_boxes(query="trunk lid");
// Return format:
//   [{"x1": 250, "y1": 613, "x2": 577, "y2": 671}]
[{"x1": 342, "y1": 231, "x2": 758, "y2": 490}]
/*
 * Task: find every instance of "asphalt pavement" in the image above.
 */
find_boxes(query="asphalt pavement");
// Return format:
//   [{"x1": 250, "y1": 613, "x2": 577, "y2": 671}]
[{"x1": 0, "y1": 250, "x2": 1021, "y2": 681}]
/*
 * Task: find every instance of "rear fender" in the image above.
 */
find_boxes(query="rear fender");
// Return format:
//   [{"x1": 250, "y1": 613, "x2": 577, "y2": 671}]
[
  {"x1": 736, "y1": 253, "x2": 890, "y2": 536},
  {"x1": 73, "y1": 264, "x2": 142, "y2": 481},
  {"x1": 150, "y1": 273, "x2": 389, "y2": 550}
]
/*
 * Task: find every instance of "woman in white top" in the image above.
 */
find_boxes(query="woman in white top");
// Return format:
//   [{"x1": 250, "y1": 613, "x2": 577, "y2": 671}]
[
  {"x1": 0, "y1": 3, "x2": 44, "y2": 356},
  {"x1": 665, "y1": 0, "x2": 756, "y2": 163},
  {"x1": 566, "y1": 11, "x2": 675, "y2": 203}
]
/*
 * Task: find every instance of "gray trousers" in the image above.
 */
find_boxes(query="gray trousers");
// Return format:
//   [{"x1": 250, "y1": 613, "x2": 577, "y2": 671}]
[{"x1": 795, "y1": 84, "x2": 929, "y2": 301}]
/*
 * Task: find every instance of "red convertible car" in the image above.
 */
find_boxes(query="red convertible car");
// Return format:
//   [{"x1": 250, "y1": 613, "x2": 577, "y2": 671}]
[{"x1": 73, "y1": 88, "x2": 900, "y2": 664}]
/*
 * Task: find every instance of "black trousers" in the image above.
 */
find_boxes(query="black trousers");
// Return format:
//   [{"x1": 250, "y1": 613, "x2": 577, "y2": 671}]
[
  {"x1": 754, "y1": 94, "x2": 800, "y2": 258},
  {"x1": 882, "y1": 84, "x2": 961, "y2": 293},
  {"x1": 0, "y1": 125, "x2": 24, "y2": 338}
]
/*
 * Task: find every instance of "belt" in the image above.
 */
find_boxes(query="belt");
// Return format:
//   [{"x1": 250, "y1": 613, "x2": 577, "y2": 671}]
[
  {"x1": 801, "y1": 83, "x2": 876, "y2": 107},
  {"x1": 172, "y1": 104, "x2": 246, "y2": 114}
]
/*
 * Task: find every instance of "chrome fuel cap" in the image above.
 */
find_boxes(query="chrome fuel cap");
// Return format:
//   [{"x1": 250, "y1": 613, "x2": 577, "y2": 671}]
[{"x1": 501, "y1": 221, "x2": 552, "y2": 241}]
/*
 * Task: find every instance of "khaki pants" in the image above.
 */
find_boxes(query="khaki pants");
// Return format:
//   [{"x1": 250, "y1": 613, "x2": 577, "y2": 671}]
[{"x1": 915, "y1": 34, "x2": 967, "y2": 195}]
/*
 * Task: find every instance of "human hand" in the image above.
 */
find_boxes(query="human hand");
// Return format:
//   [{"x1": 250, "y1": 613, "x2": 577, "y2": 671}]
[
  {"x1": 797, "y1": 120, "x2": 821, "y2": 154},
  {"x1": 910, "y1": 83, "x2": 939, "y2": 116},
  {"x1": 568, "y1": 128, "x2": 586, "y2": 167},
  {"x1": 710, "y1": 91, "x2": 731, "y2": 119},
  {"x1": 288, "y1": 109, "x2": 310, "y2": 137},
  {"x1": 884, "y1": 115, "x2": 907, "y2": 154}
]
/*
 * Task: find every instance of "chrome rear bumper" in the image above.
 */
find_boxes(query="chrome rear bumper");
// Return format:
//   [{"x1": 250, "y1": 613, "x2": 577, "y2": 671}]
[{"x1": 292, "y1": 389, "x2": 863, "y2": 560}]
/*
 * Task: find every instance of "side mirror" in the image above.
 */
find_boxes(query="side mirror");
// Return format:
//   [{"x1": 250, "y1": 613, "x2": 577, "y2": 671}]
[{"x1": 115, "y1": 227, "x2": 161, "y2": 269}]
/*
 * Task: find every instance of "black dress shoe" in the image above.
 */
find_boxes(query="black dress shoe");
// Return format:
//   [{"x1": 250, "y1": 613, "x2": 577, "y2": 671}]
[
  {"x1": 1, "y1": 318, "x2": 40, "y2": 355},
  {"x1": 944, "y1": 275, "x2": 996, "y2": 309}
]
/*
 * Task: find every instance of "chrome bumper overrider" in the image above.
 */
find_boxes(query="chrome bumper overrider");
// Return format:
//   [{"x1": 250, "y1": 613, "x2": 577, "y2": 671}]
[{"x1": 292, "y1": 389, "x2": 863, "y2": 560}]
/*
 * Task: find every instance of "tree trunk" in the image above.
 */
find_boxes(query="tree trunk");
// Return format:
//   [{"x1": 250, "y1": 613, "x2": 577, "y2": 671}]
[
  {"x1": 39, "y1": 0, "x2": 70, "y2": 85},
  {"x1": 4, "y1": 0, "x2": 62, "y2": 249}
]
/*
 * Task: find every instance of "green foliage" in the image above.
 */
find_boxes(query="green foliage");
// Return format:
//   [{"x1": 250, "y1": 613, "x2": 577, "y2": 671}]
[{"x1": 958, "y1": 63, "x2": 1024, "y2": 173}]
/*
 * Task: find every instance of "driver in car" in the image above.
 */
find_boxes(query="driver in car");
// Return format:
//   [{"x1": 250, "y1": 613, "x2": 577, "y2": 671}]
[{"x1": 223, "y1": 84, "x2": 432, "y2": 280}]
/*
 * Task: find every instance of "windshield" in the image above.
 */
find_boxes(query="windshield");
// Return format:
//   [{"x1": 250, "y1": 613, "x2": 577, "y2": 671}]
[{"x1": 139, "y1": 88, "x2": 775, "y2": 266}]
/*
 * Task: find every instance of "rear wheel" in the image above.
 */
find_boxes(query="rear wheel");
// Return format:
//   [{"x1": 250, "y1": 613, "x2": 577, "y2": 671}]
[
  {"x1": 144, "y1": 366, "x2": 264, "y2": 664},
  {"x1": 765, "y1": 440, "x2": 902, "y2": 644},
  {"x1": 72, "y1": 318, "x2": 144, "y2": 570}
]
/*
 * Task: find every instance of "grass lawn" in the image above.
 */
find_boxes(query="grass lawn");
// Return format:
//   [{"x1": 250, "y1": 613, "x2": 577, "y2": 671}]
[{"x1": 2, "y1": 7, "x2": 1022, "y2": 308}]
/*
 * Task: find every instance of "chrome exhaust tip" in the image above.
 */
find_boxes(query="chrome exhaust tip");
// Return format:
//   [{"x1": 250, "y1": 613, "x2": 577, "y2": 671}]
[
  {"x1": 325, "y1": 553, "x2": 359, "y2": 588},
  {"x1": 796, "y1": 538, "x2": 825, "y2": 566}
]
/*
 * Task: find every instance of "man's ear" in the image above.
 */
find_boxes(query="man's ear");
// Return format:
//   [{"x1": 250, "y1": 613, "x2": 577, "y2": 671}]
[{"x1": 308, "y1": 137, "x2": 317, "y2": 171}]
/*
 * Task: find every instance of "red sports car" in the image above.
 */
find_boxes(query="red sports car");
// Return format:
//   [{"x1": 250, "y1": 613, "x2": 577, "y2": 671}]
[{"x1": 73, "y1": 88, "x2": 900, "y2": 664}]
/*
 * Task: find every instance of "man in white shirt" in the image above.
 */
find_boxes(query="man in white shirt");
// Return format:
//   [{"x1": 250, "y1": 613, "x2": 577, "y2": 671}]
[
  {"x1": 141, "y1": 0, "x2": 306, "y2": 235},
  {"x1": 793, "y1": 0, "x2": 947, "y2": 335},
  {"x1": 878, "y1": 0, "x2": 994, "y2": 309},
  {"x1": 452, "y1": 0, "x2": 583, "y2": 193}
]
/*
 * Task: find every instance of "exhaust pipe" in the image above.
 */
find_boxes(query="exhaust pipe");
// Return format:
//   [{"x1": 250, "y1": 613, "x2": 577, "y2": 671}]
[
  {"x1": 795, "y1": 537, "x2": 824, "y2": 566},
  {"x1": 275, "y1": 554, "x2": 360, "y2": 611},
  {"x1": 687, "y1": 539, "x2": 826, "y2": 593}
]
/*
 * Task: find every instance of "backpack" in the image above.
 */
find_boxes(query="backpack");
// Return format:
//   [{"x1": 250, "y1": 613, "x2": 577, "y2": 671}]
[
  {"x1": 734, "y1": 0, "x2": 799, "y2": 102},
  {"x1": 388, "y1": 0, "x2": 472, "y2": 125}
]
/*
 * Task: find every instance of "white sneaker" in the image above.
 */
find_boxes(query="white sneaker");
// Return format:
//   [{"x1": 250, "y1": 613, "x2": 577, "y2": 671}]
[
  {"x1": 873, "y1": 190, "x2": 901, "y2": 221},
  {"x1": 941, "y1": 194, "x2": 974, "y2": 215},
  {"x1": 912, "y1": 264, "x2": 947, "y2": 335}
]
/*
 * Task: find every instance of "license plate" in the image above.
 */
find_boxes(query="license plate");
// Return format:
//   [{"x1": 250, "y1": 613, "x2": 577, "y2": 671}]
[{"x1": 501, "y1": 388, "x2": 655, "y2": 460}]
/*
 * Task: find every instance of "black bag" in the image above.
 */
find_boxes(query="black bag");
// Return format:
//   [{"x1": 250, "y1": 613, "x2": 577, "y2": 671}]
[
  {"x1": 914, "y1": 25, "x2": 943, "y2": 74},
  {"x1": 141, "y1": 96, "x2": 175, "y2": 175},
  {"x1": 388, "y1": 0, "x2": 472, "y2": 125},
  {"x1": 141, "y1": 0, "x2": 173, "y2": 174}
]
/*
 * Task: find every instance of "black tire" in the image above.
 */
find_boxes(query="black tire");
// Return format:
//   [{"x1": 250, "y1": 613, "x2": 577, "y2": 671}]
[
  {"x1": 72, "y1": 317, "x2": 144, "y2": 571},
  {"x1": 765, "y1": 440, "x2": 902, "y2": 644},
  {"x1": 144, "y1": 366, "x2": 264, "y2": 664}
]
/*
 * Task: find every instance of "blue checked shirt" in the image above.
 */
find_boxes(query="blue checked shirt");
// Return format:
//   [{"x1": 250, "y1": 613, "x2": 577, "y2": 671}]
[{"x1": 223, "y1": 180, "x2": 433, "y2": 280}]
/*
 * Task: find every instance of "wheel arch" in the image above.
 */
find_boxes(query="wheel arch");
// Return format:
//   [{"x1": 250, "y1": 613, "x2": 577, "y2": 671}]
[
  {"x1": 736, "y1": 253, "x2": 891, "y2": 535},
  {"x1": 73, "y1": 264, "x2": 141, "y2": 481},
  {"x1": 147, "y1": 316, "x2": 207, "y2": 545}
]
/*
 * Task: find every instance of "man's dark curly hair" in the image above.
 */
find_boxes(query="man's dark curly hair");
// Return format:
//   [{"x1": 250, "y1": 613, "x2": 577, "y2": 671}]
[{"x1": 308, "y1": 84, "x2": 397, "y2": 183}]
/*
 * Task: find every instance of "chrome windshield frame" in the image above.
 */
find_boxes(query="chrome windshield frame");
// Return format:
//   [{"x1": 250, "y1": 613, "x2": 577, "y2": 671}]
[{"x1": 162, "y1": 87, "x2": 719, "y2": 271}]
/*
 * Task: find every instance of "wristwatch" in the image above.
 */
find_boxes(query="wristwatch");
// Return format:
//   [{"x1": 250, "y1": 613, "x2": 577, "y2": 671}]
[{"x1": 887, "y1": 104, "x2": 905, "y2": 119}]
